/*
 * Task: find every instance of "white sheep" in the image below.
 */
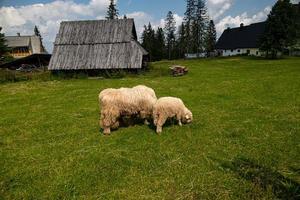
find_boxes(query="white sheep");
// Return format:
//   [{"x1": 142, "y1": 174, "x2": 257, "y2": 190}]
[
  {"x1": 99, "y1": 85, "x2": 157, "y2": 135},
  {"x1": 153, "y1": 97, "x2": 193, "y2": 134}
]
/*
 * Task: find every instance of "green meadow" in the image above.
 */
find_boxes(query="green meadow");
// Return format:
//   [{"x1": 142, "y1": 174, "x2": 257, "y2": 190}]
[{"x1": 0, "y1": 57, "x2": 299, "y2": 199}]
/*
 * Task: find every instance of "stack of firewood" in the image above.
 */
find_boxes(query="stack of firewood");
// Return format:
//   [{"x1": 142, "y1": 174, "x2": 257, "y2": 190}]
[{"x1": 169, "y1": 65, "x2": 189, "y2": 76}]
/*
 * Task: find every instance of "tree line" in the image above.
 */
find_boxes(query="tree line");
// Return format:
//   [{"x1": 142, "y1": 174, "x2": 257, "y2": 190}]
[{"x1": 141, "y1": 0, "x2": 217, "y2": 61}]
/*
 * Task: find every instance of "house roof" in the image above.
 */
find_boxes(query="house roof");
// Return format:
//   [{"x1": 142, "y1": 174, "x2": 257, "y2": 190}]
[
  {"x1": 48, "y1": 19, "x2": 147, "y2": 70},
  {"x1": 216, "y1": 22, "x2": 266, "y2": 50},
  {"x1": 5, "y1": 35, "x2": 44, "y2": 53},
  {"x1": 54, "y1": 19, "x2": 137, "y2": 45},
  {"x1": 5, "y1": 36, "x2": 30, "y2": 47}
]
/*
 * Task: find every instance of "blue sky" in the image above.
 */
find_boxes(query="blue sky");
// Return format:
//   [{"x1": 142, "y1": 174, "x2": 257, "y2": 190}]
[{"x1": 1, "y1": 0, "x2": 298, "y2": 52}]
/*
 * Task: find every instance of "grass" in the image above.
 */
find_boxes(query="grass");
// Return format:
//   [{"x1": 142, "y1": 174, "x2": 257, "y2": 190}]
[{"x1": 0, "y1": 57, "x2": 299, "y2": 199}]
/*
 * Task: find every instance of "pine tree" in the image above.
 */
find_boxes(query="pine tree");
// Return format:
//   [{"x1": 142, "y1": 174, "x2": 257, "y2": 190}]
[
  {"x1": 154, "y1": 27, "x2": 165, "y2": 61},
  {"x1": 141, "y1": 23, "x2": 156, "y2": 61},
  {"x1": 184, "y1": 0, "x2": 196, "y2": 53},
  {"x1": 34, "y1": 25, "x2": 41, "y2": 37},
  {"x1": 33, "y1": 25, "x2": 46, "y2": 53},
  {"x1": 106, "y1": 0, "x2": 119, "y2": 20},
  {"x1": 164, "y1": 11, "x2": 176, "y2": 60},
  {"x1": 193, "y1": 0, "x2": 208, "y2": 55},
  {"x1": 177, "y1": 22, "x2": 187, "y2": 58},
  {"x1": 123, "y1": 15, "x2": 127, "y2": 19},
  {"x1": 205, "y1": 20, "x2": 216, "y2": 56},
  {"x1": 260, "y1": 0, "x2": 297, "y2": 58},
  {"x1": 0, "y1": 27, "x2": 12, "y2": 64}
]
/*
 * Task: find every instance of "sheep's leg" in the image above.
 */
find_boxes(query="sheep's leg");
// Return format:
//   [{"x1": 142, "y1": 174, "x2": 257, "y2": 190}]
[
  {"x1": 156, "y1": 116, "x2": 167, "y2": 134},
  {"x1": 176, "y1": 114, "x2": 182, "y2": 126},
  {"x1": 140, "y1": 111, "x2": 150, "y2": 125},
  {"x1": 103, "y1": 127, "x2": 111, "y2": 135}
]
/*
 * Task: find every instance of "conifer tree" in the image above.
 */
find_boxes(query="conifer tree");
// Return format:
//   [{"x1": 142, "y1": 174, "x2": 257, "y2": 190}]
[
  {"x1": 205, "y1": 19, "x2": 216, "y2": 56},
  {"x1": 0, "y1": 27, "x2": 12, "y2": 64},
  {"x1": 177, "y1": 22, "x2": 187, "y2": 58},
  {"x1": 154, "y1": 27, "x2": 165, "y2": 61},
  {"x1": 193, "y1": 0, "x2": 208, "y2": 55},
  {"x1": 164, "y1": 11, "x2": 176, "y2": 60},
  {"x1": 106, "y1": 0, "x2": 119, "y2": 19},
  {"x1": 34, "y1": 25, "x2": 41, "y2": 37},
  {"x1": 260, "y1": 0, "x2": 297, "y2": 58}
]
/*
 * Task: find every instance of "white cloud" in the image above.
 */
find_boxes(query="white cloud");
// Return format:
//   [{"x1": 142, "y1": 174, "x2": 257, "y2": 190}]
[
  {"x1": 207, "y1": 0, "x2": 233, "y2": 20},
  {"x1": 215, "y1": 6, "x2": 271, "y2": 37},
  {"x1": 291, "y1": 0, "x2": 300, "y2": 3},
  {"x1": 0, "y1": 0, "x2": 118, "y2": 52}
]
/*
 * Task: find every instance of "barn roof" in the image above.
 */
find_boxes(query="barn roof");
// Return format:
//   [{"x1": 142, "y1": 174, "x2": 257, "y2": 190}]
[
  {"x1": 5, "y1": 35, "x2": 44, "y2": 53},
  {"x1": 48, "y1": 19, "x2": 147, "y2": 70},
  {"x1": 216, "y1": 22, "x2": 266, "y2": 50}
]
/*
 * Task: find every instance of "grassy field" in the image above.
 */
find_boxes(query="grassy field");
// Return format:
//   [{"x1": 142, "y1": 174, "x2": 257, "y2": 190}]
[{"x1": 0, "y1": 57, "x2": 299, "y2": 199}]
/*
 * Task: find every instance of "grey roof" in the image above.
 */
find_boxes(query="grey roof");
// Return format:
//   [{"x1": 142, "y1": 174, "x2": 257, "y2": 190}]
[
  {"x1": 49, "y1": 19, "x2": 147, "y2": 70},
  {"x1": 5, "y1": 35, "x2": 44, "y2": 54},
  {"x1": 5, "y1": 36, "x2": 30, "y2": 47}
]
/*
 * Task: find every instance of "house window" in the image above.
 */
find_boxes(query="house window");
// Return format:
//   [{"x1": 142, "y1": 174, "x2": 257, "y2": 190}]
[
  {"x1": 247, "y1": 50, "x2": 250, "y2": 55},
  {"x1": 237, "y1": 49, "x2": 240, "y2": 53},
  {"x1": 231, "y1": 49, "x2": 233, "y2": 52},
  {"x1": 256, "y1": 51, "x2": 259, "y2": 55}
]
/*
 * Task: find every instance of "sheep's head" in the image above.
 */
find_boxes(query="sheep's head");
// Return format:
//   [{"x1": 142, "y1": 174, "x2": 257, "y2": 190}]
[{"x1": 182, "y1": 108, "x2": 193, "y2": 124}]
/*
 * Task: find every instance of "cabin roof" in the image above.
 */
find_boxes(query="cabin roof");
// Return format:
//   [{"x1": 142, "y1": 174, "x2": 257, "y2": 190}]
[
  {"x1": 5, "y1": 35, "x2": 44, "y2": 53},
  {"x1": 48, "y1": 18, "x2": 147, "y2": 70},
  {"x1": 54, "y1": 19, "x2": 137, "y2": 45},
  {"x1": 216, "y1": 21, "x2": 266, "y2": 50}
]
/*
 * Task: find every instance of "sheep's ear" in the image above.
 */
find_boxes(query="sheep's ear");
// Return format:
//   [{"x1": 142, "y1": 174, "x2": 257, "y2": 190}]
[{"x1": 185, "y1": 115, "x2": 189, "y2": 119}]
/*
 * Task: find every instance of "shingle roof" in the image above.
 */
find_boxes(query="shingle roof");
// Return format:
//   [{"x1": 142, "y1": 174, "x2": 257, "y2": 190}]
[
  {"x1": 48, "y1": 19, "x2": 147, "y2": 70},
  {"x1": 5, "y1": 36, "x2": 30, "y2": 47},
  {"x1": 54, "y1": 19, "x2": 137, "y2": 45},
  {"x1": 5, "y1": 35, "x2": 43, "y2": 54},
  {"x1": 216, "y1": 22, "x2": 266, "y2": 50}
]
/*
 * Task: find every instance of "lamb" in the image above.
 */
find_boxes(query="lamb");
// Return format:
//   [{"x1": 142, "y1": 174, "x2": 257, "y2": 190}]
[
  {"x1": 153, "y1": 97, "x2": 193, "y2": 134},
  {"x1": 99, "y1": 85, "x2": 157, "y2": 135}
]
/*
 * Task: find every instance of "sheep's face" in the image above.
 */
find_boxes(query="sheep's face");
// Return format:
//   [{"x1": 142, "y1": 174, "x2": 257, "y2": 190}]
[{"x1": 182, "y1": 109, "x2": 193, "y2": 124}]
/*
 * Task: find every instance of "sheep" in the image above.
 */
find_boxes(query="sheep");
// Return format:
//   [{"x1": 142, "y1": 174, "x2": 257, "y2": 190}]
[
  {"x1": 99, "y1": 85, "x2": 157, "y2": 135},
  {"x1": 153, "y1": 97, "x2": 193, "y2": 134}
]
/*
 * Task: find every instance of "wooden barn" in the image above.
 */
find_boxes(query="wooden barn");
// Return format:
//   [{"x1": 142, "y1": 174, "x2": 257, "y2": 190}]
[{"x1": 48, "y1": 19, "x2": 148, "y2": 71}]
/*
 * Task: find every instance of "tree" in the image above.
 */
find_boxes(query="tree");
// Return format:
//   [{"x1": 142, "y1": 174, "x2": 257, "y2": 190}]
[
  {"x1": 141, "y1": 23, "x2": 155, "y2": 61},
  {"x1": 106, "y1": 0, "x2": 119, "y2": 20},
  {"x1": 193, "y1": 0, "x2": 208, "y2": 55},
  {"x1": 153, "y1": 27, "x2": 165, "y2": 61},
  {"x1": 164, "y1": 11, "x2": 176, "y2": 60},
  {"x1": 184, "y1": 0, "x2": 196, "y2": 53},
  {"x1": 123, "y1": 15, "x2": 127, "y2": 19},
  {"x1": 33, "y1": 25, "x2": 46, "y2": 53},
  {"x1": 177, "y1": 22, "x2": 187, "y2": 58},
  {"x1": 0, "y1": 27, "x2": 12, "y2": 64},
  {"x1": 260, "y1": 0, "x2": 297, "y2": 58},
  {"x1": 34, "y1": 25, "x2": 41, "y2": 37},
  {"x1": 205, "y1": 19, "x2": 216, "y2": 56}
]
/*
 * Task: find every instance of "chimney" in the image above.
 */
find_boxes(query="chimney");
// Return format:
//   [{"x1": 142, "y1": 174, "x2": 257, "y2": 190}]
[{"x1": 17, "y1": 33, "x2": 20, "y2": 36}]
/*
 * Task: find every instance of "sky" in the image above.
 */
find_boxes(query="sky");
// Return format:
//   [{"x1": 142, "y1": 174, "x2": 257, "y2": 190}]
[{"x1": 0, "y1": 0, "x2": 299, "y2": 52}]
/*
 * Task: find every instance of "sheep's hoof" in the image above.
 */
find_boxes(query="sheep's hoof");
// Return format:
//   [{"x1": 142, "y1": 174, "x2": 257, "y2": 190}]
[
  {"x1": 156, "y1": 127, "x2": 162, "y2": 134},
  {"x1": 103, "y1": 129, "x2": 111, "y2": 135}
]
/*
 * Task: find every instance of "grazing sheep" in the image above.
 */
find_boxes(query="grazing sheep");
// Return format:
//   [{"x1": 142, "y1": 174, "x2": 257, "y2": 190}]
[
  {"x1": 99, "y1": 85, "x2": 157, "y2": 135},
  {"x1": 153, "y1": 97, "x2": 193, "y2": 134}
]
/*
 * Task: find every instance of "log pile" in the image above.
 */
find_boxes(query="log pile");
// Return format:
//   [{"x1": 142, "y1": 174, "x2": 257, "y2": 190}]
[{"x1": 169, "y1": 65, "x2": 188, "y2": 76}]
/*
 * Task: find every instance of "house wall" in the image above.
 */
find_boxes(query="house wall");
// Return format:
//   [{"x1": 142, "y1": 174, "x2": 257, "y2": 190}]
[{"x1": 220, "y1": 48, "x2": 262, "y2": 56}]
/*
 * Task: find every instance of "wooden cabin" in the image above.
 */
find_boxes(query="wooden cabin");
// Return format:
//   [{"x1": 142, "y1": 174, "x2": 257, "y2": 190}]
[
  {"x1": 48, "y1": 19, "x2": 148, "y2": 71},
  {"x1": 5, "y1": 34, "x2": 46, "y2": 58}
]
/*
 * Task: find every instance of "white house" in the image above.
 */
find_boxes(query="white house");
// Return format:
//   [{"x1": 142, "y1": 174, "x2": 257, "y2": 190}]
[{"x1": 216, "y1": 22, "x2": 266, "y2": 57}]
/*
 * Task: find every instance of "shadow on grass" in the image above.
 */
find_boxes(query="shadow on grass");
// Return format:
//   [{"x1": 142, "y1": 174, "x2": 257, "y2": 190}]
[{"x1": 219, "y1": 157, "x2": 300, "y2": 199}]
